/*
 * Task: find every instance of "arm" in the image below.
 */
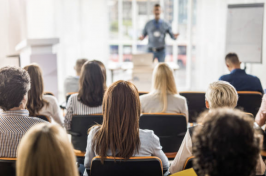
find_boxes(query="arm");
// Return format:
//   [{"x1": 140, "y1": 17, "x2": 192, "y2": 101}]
[
  {"x1": 166, "y1": 23, "x2": 178, "y2": 40},
  {"x1": 255, "y1": 95, "x2": 266, "y2": 127},
  {"x1": 64, "y1": 95, "x2": 74, "y2": 130},
  {"x1": 139, "y1": 23, "x2": 148, "y2": 40},
  {"x1": 151, "y1": 132, "x2": 169, "y2": 171},
  {"x1": 256, "y1": 155, "x2": 266, "y2": 175},
  {"x1": 169, "y1": 130, "x2": 193, "y2": 174},
  {"x1": 182, "y1": 98, "x2": 189, "y2": 123},
  {"x1": 84, "y1": 128, "x2": 97, "y2": 170},
  {"x1": 51, "y1": 96, "x2": 64, "y2": 126}
]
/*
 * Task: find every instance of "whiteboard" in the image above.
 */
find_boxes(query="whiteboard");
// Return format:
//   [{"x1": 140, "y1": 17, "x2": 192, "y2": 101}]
[{"x1": 225, "y1": 3, "x2": 264, "y2": 63}]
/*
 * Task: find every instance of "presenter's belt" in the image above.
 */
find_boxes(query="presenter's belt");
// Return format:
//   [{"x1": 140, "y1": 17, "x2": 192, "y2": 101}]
[{"x1": 149, "y1": 47, "x2": 165, "y2": 52}]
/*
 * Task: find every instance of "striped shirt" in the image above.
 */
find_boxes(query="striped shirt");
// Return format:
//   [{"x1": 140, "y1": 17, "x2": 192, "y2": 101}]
[
  {"x1": 64, "y1": 94, "x2": 102, "y2": 130},
  {"x1": 0, "y1": 109, "x2": 46, "y2": 158}
]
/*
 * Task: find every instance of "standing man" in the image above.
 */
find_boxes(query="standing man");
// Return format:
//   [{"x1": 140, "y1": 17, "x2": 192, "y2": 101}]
[{"x1": 139, "y1": 4, "x2": 179, "y2": 62}]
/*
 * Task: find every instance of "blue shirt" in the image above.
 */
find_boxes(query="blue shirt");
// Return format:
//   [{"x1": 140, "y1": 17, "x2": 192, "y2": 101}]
[
  {"x1": 219, "y1": 69, "x2": 263, "y2": 93},
  {"x1": 143, "y1": 19, "x2": 175, "y2": 48}
]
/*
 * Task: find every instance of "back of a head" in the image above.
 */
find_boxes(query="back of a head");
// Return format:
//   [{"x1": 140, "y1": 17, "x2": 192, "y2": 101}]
[
  {"x1": 75, "y1": 58, "x2": 88, "y2": 75},
  {"x1": 205, "y1": 81, "x2": 238, "y2": 109},
  {"x1": 0, "y1": 66, "x2": 30, "y2": 111},
  {"x1": 24, "y1": 64, "x2": 48, "y2": 116},
  {"x1": 17, "y1": 123, "x2": 78, "y2": 176},
  {"x1": 78, "y1": 60, "x2": 105, "y2": 107},
  {"x1": 93, "y1": 80, "x2": 140, "y2": 162},
  {"x1": 152, "y1": 63, "x2": 178, "y2": 112},
  {"x1": 193, "y1": 108, "x2": 259, "y2": 176},
  {"x1": 225, "y1": 53, "x2": 240, "y2": 65}
]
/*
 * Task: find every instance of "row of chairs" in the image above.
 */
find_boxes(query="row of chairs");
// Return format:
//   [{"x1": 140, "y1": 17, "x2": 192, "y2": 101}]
[
  {"x1": 139, "y1": 91, "x2": 263, "y2": 122},
  {"x1": 69, "y1": 113, "x2": 187, "y2": 159}
]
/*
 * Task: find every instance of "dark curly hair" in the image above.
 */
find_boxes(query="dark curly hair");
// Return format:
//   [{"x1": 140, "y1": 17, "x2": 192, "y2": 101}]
[
  {"x1": 192, "y1": 108, "x2": 259, "y2": 176},
  {"x1": 0, "y1": 66, "x2": 30, "y2": 111}
]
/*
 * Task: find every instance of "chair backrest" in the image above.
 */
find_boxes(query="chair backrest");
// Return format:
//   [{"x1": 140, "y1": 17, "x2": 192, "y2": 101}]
[
  {"x1": 36, "y1": 114, "x2": 51, "y2": 122},
  {"x1": 66, "y1": 92, "x2": 78, "y2": 103},
  {"x1": 139, "y1": 113, "x2": 187, "y2": 153},
  {"x1": 44, "y1": 91, "x2": 55, "y2": 96},
  {"x1": 0, "y1": 158, "x2": 16, "y2": 176},
  {"x1": 139, "y1": 91, "x2": 149, "y2": 96},
  {"x1": 69, "y1": 114, "x2": 103, "y2": 151},
  {"x1": 183, "y1": 156, "x2": 195, "y2": 170},
  {"x1": 90, "y1": 156, "x2": 163, "y2": 176},
  {"x1": 179, "y1": 92, "x2": 207, "y2": 123},
  {"x1": 236, "y1": 91, "x2": 262, "y2": 117}
]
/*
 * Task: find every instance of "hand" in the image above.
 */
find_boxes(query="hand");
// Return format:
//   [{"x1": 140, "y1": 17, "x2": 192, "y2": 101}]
[
  {"x1": 255, "y1": 111, "x2": 266, "y2": 127},
  {"x1": 139, "y1": 36, "x2": 145, "y2": 40},
  {"x1": 174, "y1": 33, "x2": 180, "y2": 39}
]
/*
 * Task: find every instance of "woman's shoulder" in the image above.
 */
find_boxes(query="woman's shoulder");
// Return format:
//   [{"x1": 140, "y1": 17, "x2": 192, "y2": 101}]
[
  {"x1": 43, "y1": 95, "x2": 58, "y2": 104},
  {"x1": 171, "y1": 94, "x2": 187, "y2": 102},
  {"x1": 139, "y1": 129, "x2": 156, "y2": 138}
]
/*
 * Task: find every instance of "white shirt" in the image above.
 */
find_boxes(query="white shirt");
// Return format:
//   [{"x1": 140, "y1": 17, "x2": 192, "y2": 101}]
[
  {"x1": 38, "y1": 95, "x2": 64, "y2": 126},
  {"x1": 140, "y1": 92, "x2": 189, "y2": 122},
  {"x1": 84, "y1": 127, "x2": 169, "y2": 176},
  {"x1": 64, "y1": 94, "x2": 102, "y2": 130},
  {"x1": 169, "y1": 130, "x2": 266, "y2": 175}
]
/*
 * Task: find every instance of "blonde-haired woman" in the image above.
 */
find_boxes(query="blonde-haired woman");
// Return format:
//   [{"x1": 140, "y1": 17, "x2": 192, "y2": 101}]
[
  {"x1": 17, "y1": 123, "x2": 79, "y2": 176},
  {"x1": 170, "y1": 81, "x2": 266, "y2": 175},
  {"x1": 139, "y1": 63, "x2": 188, "y2": 121}
]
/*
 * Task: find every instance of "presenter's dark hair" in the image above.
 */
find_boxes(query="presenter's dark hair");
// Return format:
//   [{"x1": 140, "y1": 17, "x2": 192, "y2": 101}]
[
  {"x1": 225, "y1": 53, "x2": 239, "y2": 64},
  {"x1": 193, "y1": 108, "x2": 259, "y2": 176},
  {"x1": 78, "y1": 60, "x2": 106, "y2": 107},
  {"x1": 24, "y1": 64, "x2": 49, "y2": 116},
  {"x1": 154, "y1": 4, "x2": 160, "y2": 8},
  {"x1": 0, "y1": 66, "x2": 30, "y2": 111},
  {"x1": 91, "y1": 81, "x2": 141, "y2": 163}
]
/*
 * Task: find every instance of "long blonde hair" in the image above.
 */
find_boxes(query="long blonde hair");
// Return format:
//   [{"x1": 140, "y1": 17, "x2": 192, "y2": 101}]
[
  {"x1": 17, "y1": 123, "x2": 79, "y2": 176},
  {"x1": 151, "y1": 63, "x2": 178, "y2": 112}
]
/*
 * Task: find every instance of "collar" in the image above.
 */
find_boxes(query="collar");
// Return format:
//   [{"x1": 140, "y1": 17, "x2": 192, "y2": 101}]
[
  {"x1": 0, "y1": 109, "x2": 29, "y2": 117},
  {"x1": 230, "y1": 68, "x2": 246, "y2": 74}
]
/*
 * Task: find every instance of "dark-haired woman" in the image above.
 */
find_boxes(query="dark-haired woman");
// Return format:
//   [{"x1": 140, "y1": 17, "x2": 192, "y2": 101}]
[
  {"x1": 24, "y1": 64, "x2": 63, "y2": 126},
  {"x1": 84, "y1": 81, "x2": 168, "y2": 175},
  {"x1": 64, "y1": 60, "x2": 106, "y2": 130}
]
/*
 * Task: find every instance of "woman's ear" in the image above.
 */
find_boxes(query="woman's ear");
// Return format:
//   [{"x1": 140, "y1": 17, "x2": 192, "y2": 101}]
[{"x1": 205, "y1": 100, "x2": 209, "y2": 109}]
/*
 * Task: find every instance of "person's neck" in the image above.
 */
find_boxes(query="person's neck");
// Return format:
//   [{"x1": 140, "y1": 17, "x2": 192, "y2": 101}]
[
  {"x1": 230, "y1": 66, "x2": 241, "y2": 72},
  {"x1": 155, "y1": 17, "x2": 160, "y2": 21}
]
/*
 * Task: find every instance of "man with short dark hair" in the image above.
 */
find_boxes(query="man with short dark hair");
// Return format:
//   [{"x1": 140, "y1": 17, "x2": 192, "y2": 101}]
[
  {"x1": 64, "y1": 58, "x2": 88, "y2": 94},
  {"x1": 0, "y1": 66, "x2": 46, "y2": 157},
  {"x1": 219, "y1": 53, "x2": 263, "y2": 93},
  {"x1": 139, "y1": 4, "x2": 179, "y2": 62}
]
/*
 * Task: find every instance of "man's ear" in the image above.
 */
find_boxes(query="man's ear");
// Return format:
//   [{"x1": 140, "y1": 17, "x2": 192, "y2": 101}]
[
  {"x1": 205, "y1": 100, "x2": 209, "y2": 109},
  {"x1": 226, "y1": 63, "x2": 230, "y2": 68}
]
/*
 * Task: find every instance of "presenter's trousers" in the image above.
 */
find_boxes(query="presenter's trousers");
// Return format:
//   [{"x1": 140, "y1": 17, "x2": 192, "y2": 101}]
[{"x1": 148, "y1": 48, "x2": 166, "y2": 62}]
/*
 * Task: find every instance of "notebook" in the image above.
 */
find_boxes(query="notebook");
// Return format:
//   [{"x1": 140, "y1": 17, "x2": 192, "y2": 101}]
[{"x1": 170, "y1": 168, "x2": 197, "y2": 176}]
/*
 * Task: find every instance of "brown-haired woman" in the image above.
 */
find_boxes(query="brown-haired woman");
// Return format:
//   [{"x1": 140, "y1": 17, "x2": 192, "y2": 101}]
[
  {"x1": 24, "y1": 64, "x2": 63, "y2": 126},
  {"x1": 64, "y1": 60, "x2": 106, "y2": 130},
  {"x1": 84, "y1": 80, "x2": 169, "y2": 175},
  {"x1": 17, "y1": 123, "x2": 79, "y2": 176}
]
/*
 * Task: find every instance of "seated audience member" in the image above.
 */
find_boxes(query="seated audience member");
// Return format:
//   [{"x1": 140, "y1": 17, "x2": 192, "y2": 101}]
[
  {"x1": 193, "y1": 108, "x2": 260, "y2": 176},
  {"x1": 0, "y1": 66, "x2": 46, "y2": 158},
  {"x1": 169, "y1": 81, "x2": 266, "y2": 175},
  {"x1": 17, "y1": 123, "x2": 78, "y2": 176},
  {"x1": 24, "y1": 64, "x2": 63, "y2": 126},
  {"x1": 84, "y1": 81, "x2": 169, "y2": 175},
  {"x1": 64, "y1": 60, "x2": 106, "y2": 130},
  {"x1": 140, "y1": 63, "x2": 188, "y2": 121},
  {"x1": 255, "y1": 94, "x2": 266, "y2": 127},
  {"x1": 219, "y1": 53, "x2": 263, "y2": 93},
  {"x1": 64, "y1": 58, "x2": 88, "y2": 94}
]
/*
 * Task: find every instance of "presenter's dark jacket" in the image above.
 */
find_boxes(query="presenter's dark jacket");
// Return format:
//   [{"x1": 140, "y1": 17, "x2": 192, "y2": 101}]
[{"x1": 219, "y1": 69, "x2": 263, "y2": 94}]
